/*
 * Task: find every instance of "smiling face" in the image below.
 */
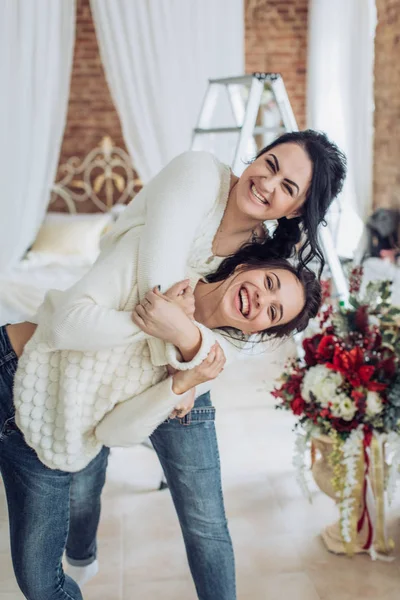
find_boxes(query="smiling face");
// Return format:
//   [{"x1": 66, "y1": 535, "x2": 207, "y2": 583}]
[
  {"x1": 234, "y1": 142, "x2": 313, "y2": 222},
  {"x1": 195, "y1": 267, "x2": 306, "y2": 335}
]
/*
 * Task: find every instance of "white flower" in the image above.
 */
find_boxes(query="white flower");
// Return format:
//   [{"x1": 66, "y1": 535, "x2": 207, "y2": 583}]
[
  {"x1": 365, "y1": 391, "x2": 383, "y2": 417},
  {"x1": 301, "y1": 365, "x2": 343, "y2": 407},
  {"x1": 331, "y1": 393, "x2": 357, "y2": 421}
]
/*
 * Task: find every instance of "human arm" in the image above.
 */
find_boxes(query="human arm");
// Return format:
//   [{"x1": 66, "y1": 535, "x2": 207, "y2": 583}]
[
  {"x1": 135, "y1": 152, "x2": 224, "y2": 364},
  {"x1": 37, "y1": 229, "x2": 147, "y2": 351},
  {"x1": 95, "y1": 343, "x2": 226, "y2": 447}
]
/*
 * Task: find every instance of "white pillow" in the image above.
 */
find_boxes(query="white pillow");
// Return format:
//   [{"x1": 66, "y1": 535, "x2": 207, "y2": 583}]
[{"x1": 30, "y1": 212, "x2": 113, "y2": 261}]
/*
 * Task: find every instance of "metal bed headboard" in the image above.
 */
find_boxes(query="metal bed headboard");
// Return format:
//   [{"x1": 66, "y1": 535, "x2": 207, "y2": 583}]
[{"x1": 50, "y1": 136, "x2": 141, "y2": 214}]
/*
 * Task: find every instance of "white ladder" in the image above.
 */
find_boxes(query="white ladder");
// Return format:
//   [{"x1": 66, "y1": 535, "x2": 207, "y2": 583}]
[{"x1": 191, "y1": 73, "x2": 349, "y2": 302}]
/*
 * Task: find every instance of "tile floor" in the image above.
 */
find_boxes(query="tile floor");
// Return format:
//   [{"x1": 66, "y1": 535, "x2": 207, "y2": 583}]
[{"x1": 1, "y1": 342, "x2": 399, "y2": 599}]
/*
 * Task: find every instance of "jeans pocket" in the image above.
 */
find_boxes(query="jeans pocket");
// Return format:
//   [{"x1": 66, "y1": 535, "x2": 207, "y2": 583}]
[{"x1": 176, "y1": 406, "x2": 216, "y2": 426}]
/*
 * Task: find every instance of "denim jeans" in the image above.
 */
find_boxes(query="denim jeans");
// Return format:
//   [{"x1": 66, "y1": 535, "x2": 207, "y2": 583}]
[
  {"x1": 150, "y1": 394, "x2": 236, "y2": 600},
  {"x1": 0, "y1": 325, "x2": 236, "y2": 599},
  {"x1": 0, "y1": 326, "x2": 110, "y2": 599}
]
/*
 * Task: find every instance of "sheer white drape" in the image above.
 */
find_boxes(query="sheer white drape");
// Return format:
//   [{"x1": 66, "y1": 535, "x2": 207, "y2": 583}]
[
  {"x1": 90, "y1": 0, "x2": 244, "y2": 183},
  {"x1": 0, "y1": 0, "x2": 75, "y2": 273},
  {"x1": 307, "y1": 0, "x2": 377, "y2": 257}
]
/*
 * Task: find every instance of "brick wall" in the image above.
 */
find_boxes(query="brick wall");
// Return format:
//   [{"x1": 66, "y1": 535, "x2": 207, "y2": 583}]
[
  {"x1": 59, "y1": 0, "x2": 398, "y2": 212},
  {"x1": 373, "y1": 0, "x2": 400, "y2": 210},
  {"x1": 59, "y1": 0, "x2": 309, "y2": 172},
  {"x1": 245, "y1": 0, "x2": 309, "y2": 129},
  {"x1": 58, "y1": 0, "x2": 126, "y2": 167}
]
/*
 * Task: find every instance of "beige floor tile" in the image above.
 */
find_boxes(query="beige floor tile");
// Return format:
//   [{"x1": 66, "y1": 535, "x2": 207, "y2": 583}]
[
  {"x1": 0, "y1": 594, "x2": 25, "y2": 600},
  {"x1": 0, "y1": 520, "x2": 11, "y2": 554},
  {"x1": 123, "y1": 578, "x2": 197, "y2": 600},
  {"x1": 237, "y1": 571, "x2": 321, "y2": 600},
  {"x1": 83, "y1": 583, "x2": 122, "y2": 600},
  {"x1": 231, "y1": 524, "x2": 302, "y2": 575},
  {"x1": 307, "y1": 558, "x2": 400, "y2": 600},
  {"x1": 0, "y1": 553, "x2": 22, "y2": 594},
  {"x1": 122, "y1": 493, "x2": 191, "y2": 585}
]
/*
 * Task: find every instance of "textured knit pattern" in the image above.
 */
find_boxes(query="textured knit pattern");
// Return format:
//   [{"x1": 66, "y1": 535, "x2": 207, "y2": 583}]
[
  {"x1": 14, "y1": 337, "x2": 165, "y2": 471},
  {"x1": 14, "y1": 152, "x2": 238, "y2": 470}
]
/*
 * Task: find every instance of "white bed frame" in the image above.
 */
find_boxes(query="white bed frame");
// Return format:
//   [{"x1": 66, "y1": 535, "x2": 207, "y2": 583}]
[{"x1": 49, "y1": 136, "x2": 141, "y2": 214}]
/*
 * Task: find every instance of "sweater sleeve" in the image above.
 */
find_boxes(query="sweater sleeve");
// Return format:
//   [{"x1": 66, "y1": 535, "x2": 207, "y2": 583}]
[
  {"x1": 136, "y1": 151, "x2": 224, "y2": 365},
  {"x1": 37, "y1": 229, "x2": 146, "y2": 351},
  {"x1": 95, "y1": 376, "x2": 188, "y2": 447},
  {"x1": 94, "y1": 334, "x2": 279, "y2": 448}
]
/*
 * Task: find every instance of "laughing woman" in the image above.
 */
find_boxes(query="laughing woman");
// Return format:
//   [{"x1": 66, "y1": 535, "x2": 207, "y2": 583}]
[
  {"x1": 0, "y1": 129, "x2": 346, "y2": 600},
  {"x1": 1, "y1": 249, "x2": 320, "y2": 600}
]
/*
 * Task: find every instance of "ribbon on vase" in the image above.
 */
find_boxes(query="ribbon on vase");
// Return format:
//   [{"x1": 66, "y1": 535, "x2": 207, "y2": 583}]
[{"x1": 357, "y1": 431, "x2": 394, "y2": 559}]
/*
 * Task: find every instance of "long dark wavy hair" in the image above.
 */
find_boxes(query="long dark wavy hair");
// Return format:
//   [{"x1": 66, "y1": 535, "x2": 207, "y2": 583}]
[
  {"x1": 207, "y1": 254, "x2": 322, "y2": 341},
  {"x1": 240, "y1": 130, "x2": 347, "y2": 277}
]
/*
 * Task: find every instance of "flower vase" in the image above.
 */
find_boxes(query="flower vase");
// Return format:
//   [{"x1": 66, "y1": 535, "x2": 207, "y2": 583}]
[{"x1": 311, "y1": 434, "x2": 392, "y2": 556}]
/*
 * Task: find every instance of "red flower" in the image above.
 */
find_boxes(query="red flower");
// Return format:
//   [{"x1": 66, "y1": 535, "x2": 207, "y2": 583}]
[
  {"x1": 351, "y1": 389, "x2": 365, "y2": 403},
  {"x1": 355, "y1": 305, "x2": 369, "y2": 334},
  {"x1": 303, "y1": 334, "x2": 322, "y2": 366},
  {"x1": 291, "y1": 396, "x2": 306, "y2": 416},
  {"x1": 328, "y1": 346, "x2": 357, "y2": 374},
  {"x1": 378, "y1": 356, "x2": 396, "y2": 379},
  {"x1": 366, "y1": 380, "x2": 388, "y2": 392},
  {"x1": 330, "y1": 417, "x2": 360, "y2": 433},
  {"x1": 358, "y1": 365, "x2": 375, "y2": 384},
  {"x1": 320, "y1": 408, "x2": 331, "y2": 419},
  {"x1": 316, "y1": 335, "x2": 336, "y2": 361}
]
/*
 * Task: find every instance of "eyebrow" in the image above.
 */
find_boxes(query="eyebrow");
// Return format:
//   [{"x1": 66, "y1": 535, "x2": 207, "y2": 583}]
[
  {"x1": 268, "y1": 153, "x2": 300, "y2": 196},
  {"x1": 271, "y1": 271, "x2": 281, "y2": 290},
  {"x1": 270, "y1": 271, "x2": 283, "y2": 322}
]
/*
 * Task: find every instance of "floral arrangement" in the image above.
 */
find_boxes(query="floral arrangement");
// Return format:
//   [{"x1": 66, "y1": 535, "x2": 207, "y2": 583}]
[{"x1": 273, "y1": 267, "x2": 400, "y2": 557}]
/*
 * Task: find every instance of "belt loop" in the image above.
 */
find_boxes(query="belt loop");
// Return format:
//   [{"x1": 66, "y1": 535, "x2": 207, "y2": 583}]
[{"x1": 180, "y1": 412, "x2": 192, "y2": 426}]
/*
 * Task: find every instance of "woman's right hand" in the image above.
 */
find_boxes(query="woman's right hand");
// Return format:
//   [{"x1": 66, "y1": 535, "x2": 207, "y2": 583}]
[
  {"x1": 171, "y1": 343, "x2": 226, "y2": 395},
  {"x1": 132, "y1": 282, "x2": 198, "y2": 348}
]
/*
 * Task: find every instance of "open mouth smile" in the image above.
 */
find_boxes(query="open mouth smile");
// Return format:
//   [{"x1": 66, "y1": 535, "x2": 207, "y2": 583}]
[
  {"x1": 250, "y1": 182, "x2": 269, "y2": 205},
  {"x1": 238, "y1": 286, "x2": 250, "y2": 317}
]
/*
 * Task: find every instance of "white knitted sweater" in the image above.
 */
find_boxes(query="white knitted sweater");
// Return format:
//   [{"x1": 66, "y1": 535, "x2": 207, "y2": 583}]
[{"x1": 14, "y1": 152, "x2": 247, "y2": 471}]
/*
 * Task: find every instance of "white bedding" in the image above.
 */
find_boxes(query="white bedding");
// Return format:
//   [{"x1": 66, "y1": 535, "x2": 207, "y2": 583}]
[{"x1": 0, "y1": 253, "x2": 92, "y2": 324}]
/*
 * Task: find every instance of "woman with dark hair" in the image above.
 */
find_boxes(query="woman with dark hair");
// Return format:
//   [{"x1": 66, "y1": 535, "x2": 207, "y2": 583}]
[
  {"x1": 0, "y1": 130, "x2": 344, "y2": 599},
  {"x1": 100, "y1": 129, "x2": 346, "y2": 368},
  {"x1": 1, "y1": 252, "x2": 320, "y2": 600}
]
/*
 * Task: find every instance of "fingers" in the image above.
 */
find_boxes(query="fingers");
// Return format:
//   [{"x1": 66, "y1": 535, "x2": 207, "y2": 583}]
[
  {"x1": 199, "y1": 342, "x2": 226, "y2": 379},
  {"x1": 134, "y1": 304, "x2": 147, "y2": 317},
  {"x1": 166, "y1": 279, "x2": 190, "y2": 298},
  {"x1": 205, "y1": 345, "x2": 217, "y2": 363},
  {"x1": 132, "y1": 308, "x2": 146, "y2": 328},
  {"x1": 170, "y1": 388, "x2": 196, "y2": 419},
  {"x1": 181, "y1": 285, "x2": 193, "y2": 297},
  {"x1": 214, "y1": 343, "x2": 226, "y2": 366}
]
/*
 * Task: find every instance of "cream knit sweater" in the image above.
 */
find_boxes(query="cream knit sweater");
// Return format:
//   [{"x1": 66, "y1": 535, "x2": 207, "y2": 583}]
[{"x1": 14, "y1": 152, "x2": 249, "y2": 471}]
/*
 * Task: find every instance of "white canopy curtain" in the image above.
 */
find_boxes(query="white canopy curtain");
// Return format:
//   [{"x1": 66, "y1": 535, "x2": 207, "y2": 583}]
[
  {"x1": 0, "y1": 0, "x2": 75, "y2": 274},
  {"x1": 90, "y1": 0, "x2": 244, "y2": 183},
  {"x1": 307, "y1": 0, "x2": 377, "y2": 258}
]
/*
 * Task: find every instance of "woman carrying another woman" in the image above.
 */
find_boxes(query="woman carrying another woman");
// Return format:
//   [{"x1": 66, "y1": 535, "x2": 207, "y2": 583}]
[{"x1": 0, "y1": 130, "x2": 346, "y2": 599}]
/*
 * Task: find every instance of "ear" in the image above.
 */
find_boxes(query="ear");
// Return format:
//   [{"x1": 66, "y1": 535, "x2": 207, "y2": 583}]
[{"x1": 286, "y1": 209, "x2": 302, "y2": 220}]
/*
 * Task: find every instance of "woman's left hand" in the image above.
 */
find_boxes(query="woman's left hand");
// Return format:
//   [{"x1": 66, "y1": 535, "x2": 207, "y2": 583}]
[{"x1": 163, "y1": 280, "x2": 195, "y2": 319}]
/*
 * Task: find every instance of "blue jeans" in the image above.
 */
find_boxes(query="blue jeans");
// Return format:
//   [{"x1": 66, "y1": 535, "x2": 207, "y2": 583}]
[
  {"x1": 150, "y1": 395, "x2": 236, "y2": 600},
  {"x1": 0, "y1": 325, "x2": 236, "y2": 599},
  {"x1": 0, "y1": 326, "x2": 110, "y2": 600}
]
